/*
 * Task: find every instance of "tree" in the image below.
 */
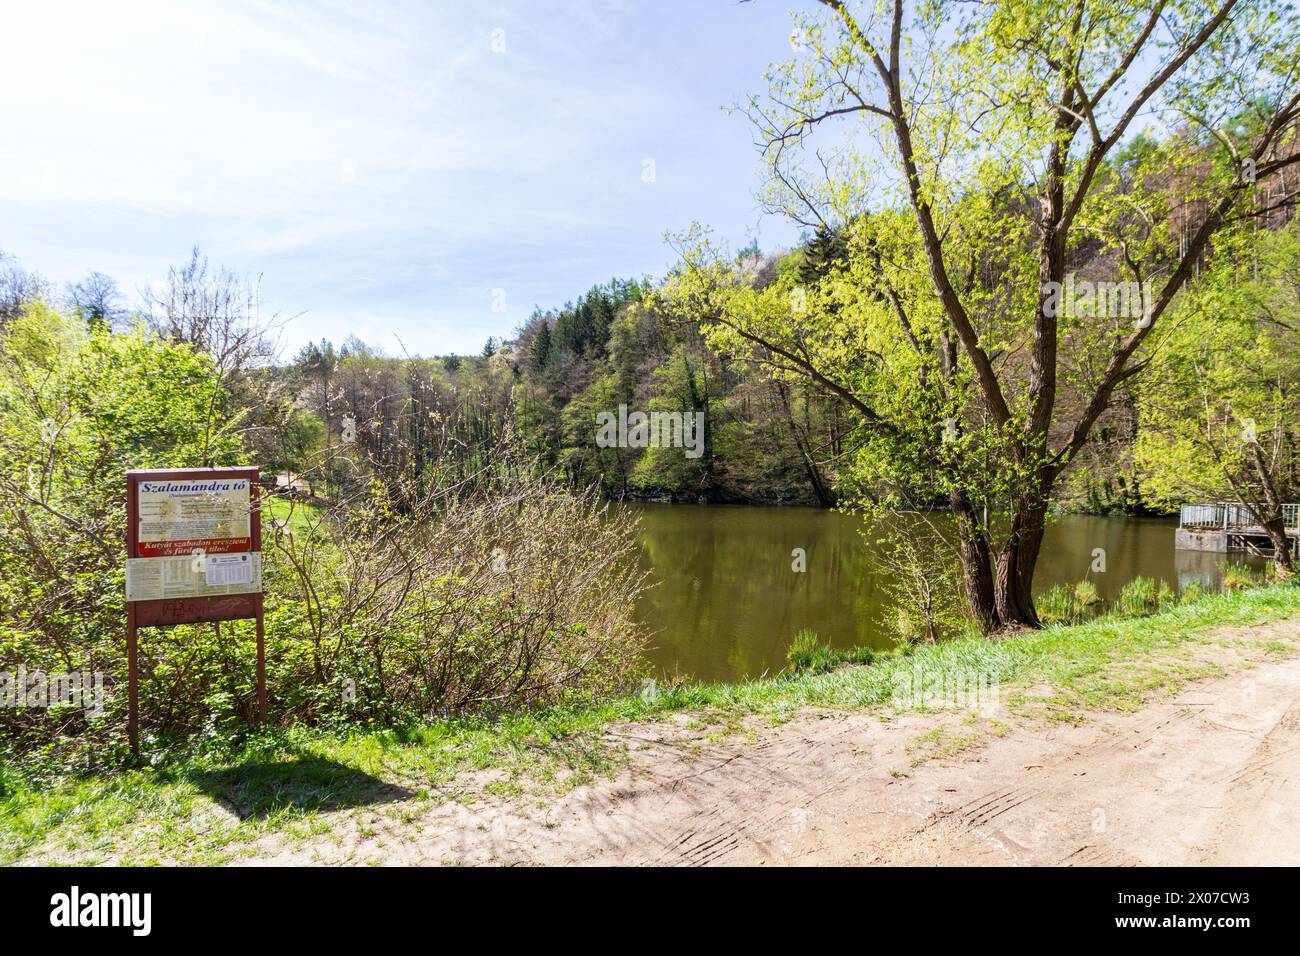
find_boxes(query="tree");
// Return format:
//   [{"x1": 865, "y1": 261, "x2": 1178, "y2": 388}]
[
  {"x1": 145, "y1": 246, "x2": 279, "y2": 383},
  {"x1": 530, "y1": 320, "x2": 552, "y2": 371},
  {"x1": 0, "y1": 303, "x2": 244, "y2": 747},
  {"x1": 65, "y1": 271, "x2": 125, "y2": 329},
  {"x1": 670, "y1": 0, "x2": 1300, "y2": 630},
  {"x1": 0, "y1": 249, "x2": 48, "y2": 327},
  {"x1": 633, "y1": 345, "x2": 717, "y2": 497},
  {"x1": 1136, "y1": 222, "x2": 1300, "y2": 577},
  {"x1": 563, "y1": 371, "x2": 634, "y2": 496},
  {"x1": 795, "y1": 226, "x2": 848, "y2": 286}
]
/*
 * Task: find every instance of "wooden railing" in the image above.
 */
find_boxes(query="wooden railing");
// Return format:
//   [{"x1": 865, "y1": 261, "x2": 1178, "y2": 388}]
[{"x1": 1179, "y1": 502, "x2": 1300, "y2": 532}]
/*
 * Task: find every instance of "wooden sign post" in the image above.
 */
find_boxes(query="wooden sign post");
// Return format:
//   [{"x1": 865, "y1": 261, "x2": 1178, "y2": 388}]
[{"x1": 125, "y1": 467, "x2": 264, "y2": 752}]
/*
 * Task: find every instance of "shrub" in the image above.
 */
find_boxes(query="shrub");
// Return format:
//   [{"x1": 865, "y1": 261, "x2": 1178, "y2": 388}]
[
  {"x1": 0, "y1": 309, "x2": 245, "y2": 766},
  {"x1": 1037, "y1": 584, "x2": 1075, "y2": 625},
  {"x1": 1039, "y1": 578, "x2": 1103, "y2": 626},
  {"x1": 1116, "y1": 576, "x2": 1160, "y2": 616},
  {"x1": 867, "y1": 513, "x2": 970, "y2": 645},
  {"x1": 1222, "y1": 564, "x2": 1258, "y2": 592},
  {"x1": 785, "y1": 629, "x2": 872, "y2": 675},
  {"x1": 269, "y1": 471, "x2": 648, "y2": 722},
  {"x1": 786, "y1": 629, "x2": 822, "y2": 672},
  {"x1": 0, "y1": 308, "x2": 650, "y2": 766}
]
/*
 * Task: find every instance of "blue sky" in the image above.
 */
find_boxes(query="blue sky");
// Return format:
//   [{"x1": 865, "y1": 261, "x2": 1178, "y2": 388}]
[{"x1": 0, "y1": 0, "x2": 806, "y2": 357}]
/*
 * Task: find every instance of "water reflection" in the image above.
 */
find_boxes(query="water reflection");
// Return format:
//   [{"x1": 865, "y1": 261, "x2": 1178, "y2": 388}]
[{"x1": 624, "y1": 503, "x2": 1263, "y2": 683}]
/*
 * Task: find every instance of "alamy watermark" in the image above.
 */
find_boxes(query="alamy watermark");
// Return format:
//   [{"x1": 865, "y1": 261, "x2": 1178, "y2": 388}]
[
  {"x1": 596, "y1": 404, "x2": 705, "y2": 459},
  {"x1": 891, "y1": 667, "x2": 999, "y2": 714},
  {"x1": 50, "y1": 886, "x2": 151, "y2": 936},
  {"x1": 2, "y1": 666, "x2": 105, "y2": 717},
  {"x1": 1043, "y1": 274, "x2": 1154, "y2": 327}
]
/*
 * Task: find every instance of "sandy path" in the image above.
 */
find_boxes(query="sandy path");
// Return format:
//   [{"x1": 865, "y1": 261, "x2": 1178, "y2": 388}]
[{"x1": 248, "y1": 619, "x2": 1300, "y2": 866}]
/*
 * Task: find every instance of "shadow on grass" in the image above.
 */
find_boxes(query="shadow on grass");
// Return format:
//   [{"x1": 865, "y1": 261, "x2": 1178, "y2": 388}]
[{"x1": 189, "y1": 755, "x2": 415, "y2": 820}]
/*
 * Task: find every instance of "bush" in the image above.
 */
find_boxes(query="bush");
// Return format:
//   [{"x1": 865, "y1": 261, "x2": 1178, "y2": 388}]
[
  {"x1": 268, "y1": 470, "x2": 648, "y2": 722},
  {"x1": 1039, "y1": 578, "x2": 1103, "y2": 626},
  {"x1": 785, "y1": 629, "x2": 872, "y2": 675},
  {"x1": 867, "y1": 513, "x2": 970, "y2": 645},
  {"x1": 1222, "y1": 564, "x2": 1261, "y2": 592},
  {"x1": 1037, "y1": 584, "x2": 1076, "y2": 625},
  {"x1": 786, "y1": 629, "x2": 822, "y2": 671},
  {"x1": 1157, "y1": 580, "x2": 1176, "y2": 607},
  {"x1": 1116, "y1": 576, "x2": 1161, "y2": 616},
  {"x1": 0, "y1": 309, "x2": 245, "y2": 767}
]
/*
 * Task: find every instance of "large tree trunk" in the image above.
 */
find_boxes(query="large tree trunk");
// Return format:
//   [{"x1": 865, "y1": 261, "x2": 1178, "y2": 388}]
[
  {"x1": 1260, "y1": 515, "x2": 1295, "y2": 580},
  {"x1": 1246, "y1": 444, "x2": 1295, "y2": 580},
  {"x1": 994, "y1": 489, "x2": 1049, "y2": 630},
  {"x1": 951, "y1": 490, "x2": 1000, "y2": 632}
]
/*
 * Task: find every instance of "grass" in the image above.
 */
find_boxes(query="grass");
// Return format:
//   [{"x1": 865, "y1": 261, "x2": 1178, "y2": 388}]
[
  {"x1": 262, "y1": 495, "x2": 321, "y2": 536},
  {"x1": 786, "y1": 628, "x2": 875, "y2": 674},
  {"x1": 3, "y1": 582, "x2": 1299, "y2": 865}
]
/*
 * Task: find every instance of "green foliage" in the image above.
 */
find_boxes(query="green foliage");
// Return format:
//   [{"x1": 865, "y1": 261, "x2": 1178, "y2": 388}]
[
  {"x1": 507, "y1": 274, "x2": 840, "y2": 504},
  {"x1": 785, "y1": 629, "x2": 873, "y2": 675},
  {"x1": 663, "y1": 0, "x2": 1300, "y2": 627},
  {"x1": 630, "y1": 346, "x2": 713, "y2": 496},
  {"x1": 530, "y1": 321, "x2": 552, "y2": 371},
  {"x1": 1116, "y1": 577, "x2": 1161, "y2": 617},
  {"x1": 785, "y1": 629, "x2": 822, "y2": 672},
  {"x1": 0, "y1": 306, "x2": 246, "y2": 764},
  {"x1": 1038, "y1": 585, "x2": 1077, "y2": 625},
  {"x1": 1222, "y1": 564, "x2": 1262, "y2": 592},
  {"x1": 1075, "y1": 580, "x2": 1101, "y2": 610},
  {"x1": 1039, "y1": 578, "x2": 1104, "y2": 626},
  {"x1": 0, "y1": 303, "x2": 649, "y2": 774},
  {"x1": 1135, "y1": 221, "x2": 1300, "y2": 520},
  {"x1": 858, "y1": 509, "x2": 972, "y2": 644}
]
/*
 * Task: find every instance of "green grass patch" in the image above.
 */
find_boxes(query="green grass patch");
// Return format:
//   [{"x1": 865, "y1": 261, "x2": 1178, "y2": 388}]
[
  {"x1": 786, "y1": 628, "x2": 875, "y2": 675},
  {"x1": 262, "y1": 495, "x2": 321, "y2": 536}
]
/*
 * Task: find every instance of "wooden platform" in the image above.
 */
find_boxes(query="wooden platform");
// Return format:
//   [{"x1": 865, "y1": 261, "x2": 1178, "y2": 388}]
[{"x1": 1177, "y1": 502, "x2": 1299, "y2": 555}]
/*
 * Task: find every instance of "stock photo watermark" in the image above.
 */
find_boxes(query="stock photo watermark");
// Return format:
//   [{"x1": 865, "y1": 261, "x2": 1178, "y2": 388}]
[
  {"x1": 1, "y1": 666, "x2": 105, "y2": 717},
  {"x1": 891, "y1": 667, "x2": 999, "y2": 714},
  {"x1": 50, "y1": 886, "x2": 151, "y2": 936},
  {"x1": 1043, "y1": 274, "x2": 1154, "y2": 327},
  {"x1": 595, "y1": 404, "x2": 705, "y2": 458}
]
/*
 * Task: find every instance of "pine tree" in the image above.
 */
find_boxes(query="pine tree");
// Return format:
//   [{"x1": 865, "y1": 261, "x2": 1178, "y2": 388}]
[
  {"x1": 530, "y1": 322, "x2": 552, "y2": 371},
  {"x1": 797, "y1": 226, "x2": 848, "y2": 284}
]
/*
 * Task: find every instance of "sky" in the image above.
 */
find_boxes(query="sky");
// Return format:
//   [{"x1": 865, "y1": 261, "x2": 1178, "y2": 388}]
[{"x1": 0, "y1": 0, "x2": 808, "y2": 358}]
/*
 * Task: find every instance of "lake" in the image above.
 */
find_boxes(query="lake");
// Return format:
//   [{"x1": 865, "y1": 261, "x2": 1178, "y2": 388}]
[{"x1": 625, "y1": 503, "x2": 1259, "y2": 682}]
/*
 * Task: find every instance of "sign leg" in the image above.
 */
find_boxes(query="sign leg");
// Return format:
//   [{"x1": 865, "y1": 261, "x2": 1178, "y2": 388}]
[
  {"x1": 256, "y1": 607, "x2": 266, "y2": 724},
  {"x1": 127, "y1": 605, "x2": 139, "y2": 755}
]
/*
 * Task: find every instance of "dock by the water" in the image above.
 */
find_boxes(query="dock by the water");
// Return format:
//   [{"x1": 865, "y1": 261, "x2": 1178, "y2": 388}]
[{"x1": 1176, "y1": 502, "x2": 1300, "y2": 555}]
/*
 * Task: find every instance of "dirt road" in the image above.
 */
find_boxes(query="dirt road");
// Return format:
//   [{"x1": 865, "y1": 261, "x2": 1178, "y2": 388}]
[{"x1": 248, "y1": 619, "x2": 1300, "y2": 866}]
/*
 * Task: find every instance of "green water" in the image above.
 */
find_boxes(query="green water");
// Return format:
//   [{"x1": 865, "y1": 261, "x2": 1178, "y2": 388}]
[{"x1": 625, "y1": 503, "x2": 1256, "y2": 682}]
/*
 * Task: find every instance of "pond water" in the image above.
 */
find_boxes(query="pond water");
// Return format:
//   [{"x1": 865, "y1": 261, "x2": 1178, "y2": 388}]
[{"x1": 624, "y1": 503, "x2": 1261, "y2": 683}]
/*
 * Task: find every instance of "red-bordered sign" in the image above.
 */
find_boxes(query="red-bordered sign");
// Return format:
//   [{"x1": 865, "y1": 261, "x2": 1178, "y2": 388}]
[{"x1": 125, "y1": 467, "x2": 266, "y2": 750}]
